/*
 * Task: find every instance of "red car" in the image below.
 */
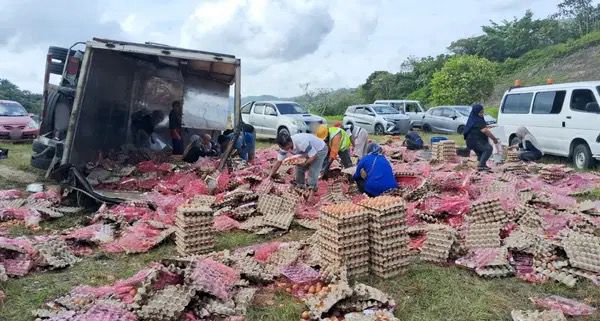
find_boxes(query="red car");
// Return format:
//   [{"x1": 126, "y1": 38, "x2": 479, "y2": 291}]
[{"x1": 0, "y1": 100, "x2": 39, "y2": 141}]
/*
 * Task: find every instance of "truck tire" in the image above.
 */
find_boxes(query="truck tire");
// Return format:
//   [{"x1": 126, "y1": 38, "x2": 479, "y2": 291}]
[
  {"x1": 374, "y1": 124, "x2": 385, "y2": 135},
  {"x1": 48, "y1": 61, "x2": 64, "y2": 75},
  {"x1": 32, "y1": 140, "x2": 47, "y2": 153},
  {"x1": 277, "y1": 127, "x2": 290, "y2": 138},
  {"x1": 48, "y1": 46, "x2": 70, "y2": 62},
  {"x1": 573, "y1": 143, "x2": 593, "y2": 169},
  {"x1": 31, "y1": 155, "x2": 53, "y2": 170},
  {"x1": 457, "y1": 125, "x2": 465, "y2": 134}
]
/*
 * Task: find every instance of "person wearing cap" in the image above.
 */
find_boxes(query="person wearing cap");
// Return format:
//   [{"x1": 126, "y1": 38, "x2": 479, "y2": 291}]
[
  {"x1": 352, "y1": 143, "x2": 397, "y2": 197},
  {"x1": 269, "y1": 132, "x2": 328, "y2": 192},
  {"x1": 316, "y1": 125, "x2": 353, "y2": 174},
  {"x1": 345, "y1": 123, "x2": 369, "y2": 159}
]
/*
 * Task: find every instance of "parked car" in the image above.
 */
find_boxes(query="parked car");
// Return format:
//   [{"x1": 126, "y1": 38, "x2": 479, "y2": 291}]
[
  {"x1": 0, "y1": 100, "x2": 39, "y2": 141},
  {"x1": 373, "y1": 100, "x2": 426, "y2": 128},
  {"x1": 421, "y1": 105, "x2": 496, "y2": 134},
  {"x1": 343, "y1": 104, "x2": 411, "y2": 135},
  {"x1": 496, "y1": 81, "x2": 600, "y2": 169},
  {"x1": 240, "y1": 101, "x2": 325, "y2": 139},
  {"x1": 32, "y1": 38, "x2": 241, "y2": 171}
]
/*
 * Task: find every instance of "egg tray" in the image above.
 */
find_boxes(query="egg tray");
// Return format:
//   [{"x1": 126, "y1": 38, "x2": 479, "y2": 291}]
[
  {"x1": 504, "y1": 230, "x2": 539, "y2": 253},
  {"x1": 305, "y1": 282, "x2": 355, "y2": 319},
  {"x1": 510, "y1": 309, "x2": 567, "y2": 321},
  {"x1": 191, "y1": 195, "x2": 216, "y2": 206},
  {"x1": 254, "y1": 180, "x2": 274, "y2": 194},
  {"x1": 358, "y1": 196, "x2": 405, "y2": 214},
  {"x1": 395, "y1": 170, "x2": 418, "y2": 177},
  {"x1": 256, "y1": 194, "x2": 284, "y2": 216},
  {"x1": 370, "y1": 254, "x2": 411, "y2": 267},
  {"x1": 136, "y1": 284, "x2": 196, "y2": 321},
  {"x1": 261, "y1": 210, "x2": 295, "y2": 230},
  {"x1": 177, "y1": 204, "x2": 213, "y2": 216},
  {"x1": 318, "y1": 225, "x2": 370, "y2": 239},
  {"x1": 533, "y1": 266, "x2": 577, "y2": 287},
  {"x1": 369, "y1": 222, "x2": 408, "y2": 235},
  {"x1": 319, "y1": 217, "x2": 370, "y2": 232},
  {"x1": 347, "y1": 265, "x2": 371, "y2": 279},
  {"x1": 176, "y1": 245, "x2": 214, "y2": 257},
  {"x1": 33, "y1": 238, "x2": 81, "y2": 269},
  {"x1": 175, "y1": 222, "x2": 213, "y2": 233},
  {"x1": 475, "y1": 265, "x2": 515, "y2": 278},
  {"x1": 465, "y1": 223, "x2": 501, "y2": 250},
  {"x1": 239, "y1": 216, "x2": 267, "y2": 231},
  {"x1": 517, "y1": 209, "x2": 543, "y2": 229},
  {"x1": 320, "y1": 254, "x2": 370, "y2": 269},
  {"x1": 369, "y1": 236, "x2": 410, "y2": 249},
  {"x1": 175, "y1": 233, "x2": 215, "y2": 244},
  {"x1": 319, "y1": 232, "x2": 370, "y2": 246},
  {"x1": 420, "y1": 230, "x2": 456, "y2": 263},
  {"x1": 560, "y1": 267, "x2": 600, "y2": 284},
  {"x1": 294, "y1": 218, "x2": 319, "y2": 230},
  {"x1": 230, "y1": 254, "x2": 275, "y2": 283},
  {"x1": 318, "y1": 239, "x2": 370, "y2": 254},
  {"x1": 345, "y1": 310, "x2": 400, "y2": 321},
  {"x1": 370, "y1": 246, "x2": 410, "y2": 259},
  {"x1": 319, "y1": 246, "x2": 370, "y2": 261},
  {"x1": 563, "y1": 232, "x2": 600, "y2": 273},
  {"x1": 321, "y1": 202, "x2": 372, "y2": 217}
]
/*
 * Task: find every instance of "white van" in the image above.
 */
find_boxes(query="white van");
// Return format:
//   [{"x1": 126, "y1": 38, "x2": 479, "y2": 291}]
[
  {"x1": 373, "y1": 100, "x2": 425, "y2": 128},
  {"x1": 497, "y1": 81, "x2": 600, "y2": 169}
]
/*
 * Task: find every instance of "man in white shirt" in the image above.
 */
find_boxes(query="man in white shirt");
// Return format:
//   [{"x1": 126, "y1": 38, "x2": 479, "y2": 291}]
[
  {"x1": 345, "y1": 124, "x2": 369, "y2": 159},
  {"x1": 269, "y1": 132, "x2": 328, "y2": 191}
]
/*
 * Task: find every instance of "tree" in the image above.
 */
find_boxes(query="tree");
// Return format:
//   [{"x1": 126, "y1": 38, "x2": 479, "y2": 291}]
[
  {"x1": 554, "y1": 0, "x2": 600, "y2": 37},
  {"x1": 430, "y1": 55, "x2": 497, "y2": 106},
  {"x1": 0, "y1": 79, "x2": 43, "y2": 114}
]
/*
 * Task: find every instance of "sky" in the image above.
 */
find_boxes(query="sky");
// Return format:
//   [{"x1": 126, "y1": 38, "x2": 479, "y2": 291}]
[{"x1": 0, "y1": 0, "x2": 564, "y2": 97}]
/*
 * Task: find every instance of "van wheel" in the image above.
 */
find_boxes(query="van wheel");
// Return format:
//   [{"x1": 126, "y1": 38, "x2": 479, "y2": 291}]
[
  {"x1": 422, "y1": 124, "x2": 431, "y2": 133},
  {"x1": 278, "y1": 127, "x2": 290, "y2": 138},
  {"x1": 374, "y1": 124, "x2": 385, "y2": 135},
  {"x1": 573, "y1": 143, "x2": 593, "y2": 169},
  {"x1": 457, "y1": 125, "x2": 465, "y2": 134}
]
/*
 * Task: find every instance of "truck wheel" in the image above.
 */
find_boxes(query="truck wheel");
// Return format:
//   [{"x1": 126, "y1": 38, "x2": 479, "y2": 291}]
[
  {"x1": 278, "y1": 127, "x2": 290, "y2": 138},
  {"x1": 573, "y1": 143, "x2": 593, "y2": 169},
  {"x1": 457, "y1": 125, "x2": 465, "y2": 134},
  {"x1": 422, "y1": 124, "x2": 431, "y2": 133},
  {"x1": 374, "y1": 124, "x2": 385, "y2": 135},
  {"x1": 31, "y1": 155, "x2": 52, "y2": 170},
  {"x1": 48, "y1": 46, "x2": 70, "y2": 62},
  {"x1": 48, "y1": 61, "x2": 64, "y2": 75}
]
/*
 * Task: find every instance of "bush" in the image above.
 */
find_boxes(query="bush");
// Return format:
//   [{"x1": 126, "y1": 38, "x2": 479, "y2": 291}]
[{"x1": 430, "y1": 55, "x2": 498, "y2": 105}]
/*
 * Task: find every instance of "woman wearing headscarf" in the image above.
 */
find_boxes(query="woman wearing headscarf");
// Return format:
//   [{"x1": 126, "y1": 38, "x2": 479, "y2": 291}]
[
  {"x1": 352, "y1": 143, "x2": 397, "y2": 197},
  {"x1": 463, "y1": 104, "x2": 499, "y2": 171},
  {"x1": 515, "y1": 127, "x2": 543, "y2": 162}
]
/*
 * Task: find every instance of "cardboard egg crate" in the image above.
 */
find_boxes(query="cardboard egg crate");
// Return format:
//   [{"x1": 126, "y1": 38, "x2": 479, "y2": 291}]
[
  {"x1": 190, "y1": 195, "x2": 216, "y2": 206},
  {"x1": 420, "y1": 228, "x2": 456, "y2": 263},
  {"x1": 563, "y1": 232, "x2": 600, "y2": 273},
  {"x1": 136, "y1": 284, "x2": 196, "y2": 321},
  {"x1": 175, "y1": 204, "x2": 215, "y2": 256},
  {"x1": 505, "y1": 149, "x2": 520, "y2": 162},
  {"x1": 431, "y1": 140, "x2": 457, "y2": 162},
  {"x1": 533, "y1": 266, "x2": 578, "y2": 287},
  {"x1": 33, "y1": 238, "x2": 81, "y2": 269},
  {"x1": 466, "y1": 199, "x2": 508, "y2": 224},
  {"x1": 358, "y1": 196, "x2": 405, "y2": 215},
  {"x1": 465, "y1": 222, "x2": 501, "y2": 250}
]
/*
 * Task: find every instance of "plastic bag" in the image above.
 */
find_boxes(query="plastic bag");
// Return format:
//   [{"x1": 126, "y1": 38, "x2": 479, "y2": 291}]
[
  {"x1": 530, "y1": 295, "x2": 596, "y2": 316},
  {"x1": 0, "y1": 189, "x2": 21, "y2": 200}
]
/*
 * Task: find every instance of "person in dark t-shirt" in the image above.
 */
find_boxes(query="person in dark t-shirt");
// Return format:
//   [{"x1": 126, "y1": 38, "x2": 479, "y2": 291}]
[
  {"x1": 169, "y1": 101, "x2": 184, "y2": 155},
  {"x1": 463, "y1": 104, "x2": 499, "y2": 171}
]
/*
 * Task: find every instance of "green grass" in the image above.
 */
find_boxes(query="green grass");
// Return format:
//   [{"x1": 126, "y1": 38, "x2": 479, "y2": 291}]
[
  {"x1": 323, "y1": 115, "x2": 343, "y2": 124},
  {"x1": 0, "y1": 142, "x2": 36, "y2": 172}
]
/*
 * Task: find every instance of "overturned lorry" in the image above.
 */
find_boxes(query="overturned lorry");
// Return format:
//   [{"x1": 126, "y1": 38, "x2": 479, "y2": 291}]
[{"x1": 31, "y1": 38, "x2": 241, "y2": 175}]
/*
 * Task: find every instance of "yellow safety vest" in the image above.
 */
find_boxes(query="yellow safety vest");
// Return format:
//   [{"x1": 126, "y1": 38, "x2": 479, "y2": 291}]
[{"x1": 329, "y1": 127, "x2": 351, "y2": 151}]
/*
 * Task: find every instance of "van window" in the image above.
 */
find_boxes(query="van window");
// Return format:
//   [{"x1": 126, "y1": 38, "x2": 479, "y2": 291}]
[
  {"x1": 502, "y1": 93, "x2": 532, "y2": 114},
  {"x1": 441, "y1": 108, "x2": 454, "y2": 118},
  {"x1": 532, "y1": 91, "x2": 565, "y2": 114},
  {"x1": 570, "y1": 89, "x2": 599, "y2": 113},
  {"x1": 406, "y1": 103, "x2": 420, "y2": 113},
  {"x1": 253, "y1": 104, "x2": 264, "y2": 114}
]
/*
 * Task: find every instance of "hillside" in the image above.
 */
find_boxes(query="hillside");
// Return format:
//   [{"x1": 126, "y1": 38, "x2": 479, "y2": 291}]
[{"x1": 487, "y1": 31, "x2": 600, "y2": 106}]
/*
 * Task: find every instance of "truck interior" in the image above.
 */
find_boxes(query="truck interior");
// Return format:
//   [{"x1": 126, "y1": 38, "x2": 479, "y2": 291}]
[{"x1": 62, "y1": 38, "x2": 241, "y2": 168}]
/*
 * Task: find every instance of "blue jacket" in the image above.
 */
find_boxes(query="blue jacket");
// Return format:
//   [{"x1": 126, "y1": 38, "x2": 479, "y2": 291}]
[{"x1": 353, "y1": 154, "x2": 397, "y2": 196}]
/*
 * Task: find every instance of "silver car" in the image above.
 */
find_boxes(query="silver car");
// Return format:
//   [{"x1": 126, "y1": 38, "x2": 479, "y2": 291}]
[
  {"x1": 421, "y1": 105, "x2": 497, "y2": 134},
  {"x1": 373, "y1": 100, "x2": 426, "y2": 128},
  {"x1": 241, "y1": 101, "x2": 325, "y2": 139},
  {"x1": 343, "y1": 104, "x2": 411, "y2": 135}
]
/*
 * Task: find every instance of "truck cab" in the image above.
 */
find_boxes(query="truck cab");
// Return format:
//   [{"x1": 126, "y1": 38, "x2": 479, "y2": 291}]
[{"x1": 31, "y1": 38, "x2": 241, "y2": 172}]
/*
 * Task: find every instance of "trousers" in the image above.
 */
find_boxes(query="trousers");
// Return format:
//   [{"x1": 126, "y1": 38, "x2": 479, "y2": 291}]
[{"x1": 295, "y1": 147, "x2": 328, "y2": 190}]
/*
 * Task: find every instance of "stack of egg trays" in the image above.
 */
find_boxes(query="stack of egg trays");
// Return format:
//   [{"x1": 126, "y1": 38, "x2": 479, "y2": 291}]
[
  {"x1": 431, "y1": 140, "x2": 457, "y2": 161},
  {"x1": 319, "y1": 202, "x2": 370, "y2": 278},
  {"x1": 359, "y1": 196, "x2": 410, "y2": 278},
  {"x1": 467, "y1": 198, "x2": 507, "y2": 224},
  {"x1": 465, "y1": 222, "x2": 502, "y2": 250},
  {"x1": 175, "y1": 204, "x2": 215, "y2": 256},
  {"x1": 420, "y1": 227, "x2": 455, "y2": 263}
]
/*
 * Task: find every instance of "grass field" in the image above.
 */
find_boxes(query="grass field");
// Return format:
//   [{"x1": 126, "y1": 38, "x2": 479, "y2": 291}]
[{"x1": 1, "y1": 141, "x2": 599, "y2": 321}]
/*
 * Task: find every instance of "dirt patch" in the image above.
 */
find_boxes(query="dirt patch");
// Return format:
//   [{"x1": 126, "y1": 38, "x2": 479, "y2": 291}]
[{"x1": 0, "y1": 165, "x2": 39, "y2": 184}]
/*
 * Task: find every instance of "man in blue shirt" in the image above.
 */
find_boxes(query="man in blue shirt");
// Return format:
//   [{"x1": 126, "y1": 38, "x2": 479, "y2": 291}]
[{"x1": 353, "y1": 143, "x2": 398, "y2": 197}]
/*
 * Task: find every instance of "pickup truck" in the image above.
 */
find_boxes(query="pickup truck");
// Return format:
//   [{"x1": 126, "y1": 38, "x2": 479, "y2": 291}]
[
  {"x1": 31, "y1": 38, "x2": 241, "y2": 172},
  {"x1": 240, "y1": 101, "x2": 325, "y2": 139}
]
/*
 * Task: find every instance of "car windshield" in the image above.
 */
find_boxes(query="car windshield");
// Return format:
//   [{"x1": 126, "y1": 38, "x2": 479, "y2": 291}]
[
  {"x1": 0, "y1": 102, "x2": 28, "y2": 116},
  {"x1": 454, "y1": 107, "x2": 471, "y2": 116},
  {"x1": 372, "y1": 105, "x2": 399, "y2": 114},
  {"x1": 276, "y1": 103, "x2": 308, "y2": 115}
]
